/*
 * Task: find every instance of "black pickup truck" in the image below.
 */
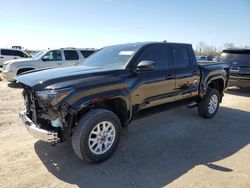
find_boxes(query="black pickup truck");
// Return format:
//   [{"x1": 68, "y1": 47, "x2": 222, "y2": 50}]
[{"x1": 15, "y1": 42, "x2": 229, "y2": 163}]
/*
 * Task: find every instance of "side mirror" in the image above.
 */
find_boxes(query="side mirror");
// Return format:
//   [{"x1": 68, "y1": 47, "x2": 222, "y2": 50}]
[
  {"x1": 136, "y1": 60, "x2": 156, "y2": 71},
  {"x1": 42, "y1": 56, "x2": 49, "y2": 61}
]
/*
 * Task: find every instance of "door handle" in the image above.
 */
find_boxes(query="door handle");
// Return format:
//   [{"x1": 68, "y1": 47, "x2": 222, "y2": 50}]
[
  {"x1": 0, "y1": 56, "x2": 3, "y2": 58},
  {"x1": 166, "y1": 74, "x2": 175, "y2": 79},
  {"x1": 14, "y1": 57, "x2": 17, "y2": 59}
]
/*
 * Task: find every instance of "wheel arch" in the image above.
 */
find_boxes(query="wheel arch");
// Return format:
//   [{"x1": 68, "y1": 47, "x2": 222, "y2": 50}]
[
  {"x1": 74, "y1": 95, "x2": 131, "y2": 128},
  {"x1": 207, "y1": 77, "x2": 225, "y2": 101},
  {"x1": 17, "y1": 67, "x2": 35, "y2": 75}
]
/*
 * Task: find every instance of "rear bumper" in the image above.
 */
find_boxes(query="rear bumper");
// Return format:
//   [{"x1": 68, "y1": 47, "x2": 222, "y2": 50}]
[
  {"x1": 229, "y1": 75, "x2": 250, "y2": 88},
  {"x1": 19, "y1": 110, "x2": 60, "y2": 143}
]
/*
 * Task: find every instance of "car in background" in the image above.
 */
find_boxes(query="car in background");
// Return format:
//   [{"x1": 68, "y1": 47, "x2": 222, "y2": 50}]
[
  {"x1": 2, "y1": 48, "x2": 96, "y2": 82},
  {"x1": 219, "y1": 48, "x2": 250, "y2": 88},
  {"x1": 196, "y1": 55, "x2": 209, "y2": 61},
  {"x1": 196, "y1": 55, "x2": 215, "y2": 62},
  {"x1": 0, "y1": 48, "x2": 30, "y2": 67}
]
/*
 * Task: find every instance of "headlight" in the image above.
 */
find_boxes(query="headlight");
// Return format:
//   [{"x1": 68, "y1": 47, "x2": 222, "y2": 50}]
[
  {"x1": 36, "y1": 87, "x2": 75, "y2": 106},
  {"x1": 5, "y1": 63, "x2": 12, "y2": 71}
]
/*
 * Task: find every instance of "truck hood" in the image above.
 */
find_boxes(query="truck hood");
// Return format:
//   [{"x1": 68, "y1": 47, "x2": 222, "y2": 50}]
[
  {"x1": 14, "y1": 66, "x2": 126, "y2": 91},
  {"x1": 4, "y1": 58, "x2": 33, "y2": 65}
]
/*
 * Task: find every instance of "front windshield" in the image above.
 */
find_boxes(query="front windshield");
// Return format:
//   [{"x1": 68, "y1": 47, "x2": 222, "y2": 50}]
[
  {"x1": 32, "y1": 51, "x2": 46, "y2": 59},
  {"x1": 83, "y1": 43, "x2": 143, "y2": 69}
]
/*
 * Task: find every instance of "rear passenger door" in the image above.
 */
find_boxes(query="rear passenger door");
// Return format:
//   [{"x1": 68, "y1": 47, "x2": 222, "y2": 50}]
[
  {"x1": 132, "y1": 44, "x2": 176, "y2": 111},
  {"x1": 63, "y1": 50, "x2": 81, "y2": 66},
  {"x1": 171, "y1": 44, "x2": 200, "y2": 100}
]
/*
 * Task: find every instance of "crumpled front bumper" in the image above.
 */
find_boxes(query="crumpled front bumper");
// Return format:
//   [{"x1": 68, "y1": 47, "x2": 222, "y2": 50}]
[{"x1": 19, "y1": 110, "x2": 60, "y2": 143}]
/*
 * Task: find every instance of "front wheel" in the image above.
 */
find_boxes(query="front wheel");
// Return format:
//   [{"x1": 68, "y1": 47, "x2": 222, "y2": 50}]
[
  {"x1": 72, "y1": 109, "x2": 121, "y2": 163},
  {"x1": 198, "y1": 88, "x2": 220, "y2": 118}
]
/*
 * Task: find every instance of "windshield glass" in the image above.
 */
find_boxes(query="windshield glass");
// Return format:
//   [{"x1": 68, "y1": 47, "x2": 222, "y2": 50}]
[
  {"x1": 32, "y1": 51, "x2": 46, "y2": 59},
  {"x1": 82, "y1": 43, "x2": 143, "y2": 69}
]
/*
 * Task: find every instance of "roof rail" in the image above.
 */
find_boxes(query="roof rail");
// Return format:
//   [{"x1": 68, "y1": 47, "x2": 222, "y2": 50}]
[{"x1": 60, "y1": 47, "x2": 76, "y2": 49}]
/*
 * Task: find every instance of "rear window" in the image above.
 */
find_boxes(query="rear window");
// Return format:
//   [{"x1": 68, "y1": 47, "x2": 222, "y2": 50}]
[
  {"x1": 81, "y1": 50, "x2": 95, "y2": 58},
  {"x1": 219, "y1": 51, "x2": 250, "y2": 64},
  {"x1": 64, "y1": 50, "x2": 79, "y2": 60}
]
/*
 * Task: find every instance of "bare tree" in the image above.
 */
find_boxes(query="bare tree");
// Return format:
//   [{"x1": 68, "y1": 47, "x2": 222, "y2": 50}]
[
  {"x1": 196, "y1": 41, "x2": 208, "y2": 55},
  {"x1": 195, "y1": 42, "x2": 219, "y2": 56},
  {"x1": 195, "y1": 41, "x2": 248, "y2": 57}
]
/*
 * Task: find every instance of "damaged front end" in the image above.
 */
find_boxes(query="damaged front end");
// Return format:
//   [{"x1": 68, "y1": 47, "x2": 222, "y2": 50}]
[{"x1": 20, "y1": 86, "x2": 76, "y2": 144}]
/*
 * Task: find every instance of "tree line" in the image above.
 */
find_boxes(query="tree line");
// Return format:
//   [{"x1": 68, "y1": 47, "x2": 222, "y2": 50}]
[{"x1": 194, "y1": 42, "x2": 250, "y2": 56}]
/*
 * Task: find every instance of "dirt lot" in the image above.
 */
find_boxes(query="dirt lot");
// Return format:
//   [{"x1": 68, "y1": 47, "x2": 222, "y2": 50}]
[{"x1": 0, "y1": 73, "x2": 250, "y2": 188}]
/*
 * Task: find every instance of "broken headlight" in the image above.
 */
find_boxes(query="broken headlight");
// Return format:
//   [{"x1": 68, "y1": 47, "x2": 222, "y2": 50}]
[{"x1": 36, "y1": 87, "x2": 75, "y2": 106}]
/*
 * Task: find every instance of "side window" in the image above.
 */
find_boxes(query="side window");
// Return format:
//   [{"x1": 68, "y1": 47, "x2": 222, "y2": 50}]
[
  {"x1": 136, "y1": 45, "x2": 169, "y2": 69},
  {"x1": 44, "y1": 50, "x2": 62, "y2": 61},
  {"x1": 172, "y1": 45, "x2": 190, "y2": 68},
  {"x1": 12, "y1": 50, "x2": 25, "y2": 57},
  {"x1": 64, "y1": 50, "x2": 79, "y2": 60},
  {"x1": 1, "y1": 49, "x2": 12, "y2": 56},
  {"x1": 81, "y1": 50, "x2": 95, "y2": 58}
]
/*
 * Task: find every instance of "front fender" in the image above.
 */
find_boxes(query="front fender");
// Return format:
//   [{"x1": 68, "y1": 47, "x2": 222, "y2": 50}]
[
  {"x1": 200, "y1": 73, "x2": 227, "y2": 98},
  {"x1": 63, "y1": 88, "x2": 131, "y2": 119}
]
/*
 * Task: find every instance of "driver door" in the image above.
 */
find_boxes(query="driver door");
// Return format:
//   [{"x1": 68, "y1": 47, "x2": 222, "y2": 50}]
[
  {"x1": 40, "y1": 50, "x2": 63, "y2": 68},
  {"x1": 131, "y1": 44, "x2": 176, "y2": 111}
]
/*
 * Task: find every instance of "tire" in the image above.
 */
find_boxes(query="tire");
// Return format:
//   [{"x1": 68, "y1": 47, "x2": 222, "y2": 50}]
[
  {"x1": 72, "y1": 108, "x2": 121, "y2": 163},
  {"x1": 198, "y1": 88, "x2": 220, "y2": 118}
]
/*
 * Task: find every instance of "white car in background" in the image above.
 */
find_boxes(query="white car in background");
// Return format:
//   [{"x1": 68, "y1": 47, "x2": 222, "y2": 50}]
[
  {"x1": 0, "y1": 48, "x2": 30, "y2": 67},
  {"x1": 2, "y1": 48, "x2": 96, "y2": 82}
]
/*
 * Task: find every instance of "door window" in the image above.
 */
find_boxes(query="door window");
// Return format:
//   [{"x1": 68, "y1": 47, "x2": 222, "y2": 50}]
[
  {"x1": 64, "y1": 50, "x2": 79, "y2": 60},
  {"x1": 81, "y1": 50, "x2": 95, "y2": 58},
  {"x1": 1, "y1": 49, "x2": 12, "y2": 56},
  {"x1": 172, "y1": 45, "x2": 190, "y2": 68},
  {"x1": 136, "y1": 44, "x2": 169, "y2": 69},
  {"x1": 44, "y1": 50, "x2": 62, "y2": 61},
  {"x1": 12, "y1": 50, "x2": 27, "y2": 57}
]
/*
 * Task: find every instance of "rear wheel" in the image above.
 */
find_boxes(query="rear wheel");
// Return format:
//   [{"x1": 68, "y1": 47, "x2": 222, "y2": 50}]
[
  {"x1": 72, "y1": 109, "x2": 121, "y2": 163},
  {"x1": 198, "y1": 88, "x2": 220, "y2": 118}
]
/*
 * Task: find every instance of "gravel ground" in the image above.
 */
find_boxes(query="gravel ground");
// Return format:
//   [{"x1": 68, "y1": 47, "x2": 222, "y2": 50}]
[{"x1": 0, "y1": 74, "x2": 250, "y2": 188}]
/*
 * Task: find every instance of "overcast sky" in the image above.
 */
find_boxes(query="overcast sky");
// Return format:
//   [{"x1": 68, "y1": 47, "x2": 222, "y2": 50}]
[{"x1": 0, "y1": 0, "x2": 249, "y2": 50}]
